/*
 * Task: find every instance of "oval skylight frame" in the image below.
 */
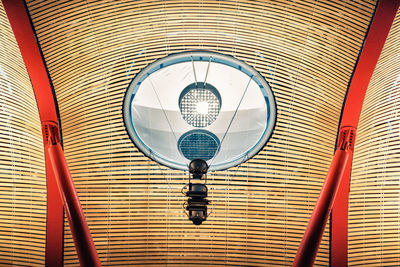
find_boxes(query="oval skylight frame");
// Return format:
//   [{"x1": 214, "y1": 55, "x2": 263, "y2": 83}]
[{"x1": 123, "y1": 51, "x2": 277, "y2": 171}]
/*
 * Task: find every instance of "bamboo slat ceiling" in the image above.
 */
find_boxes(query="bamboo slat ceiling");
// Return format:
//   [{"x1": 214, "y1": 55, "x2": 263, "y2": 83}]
[
  {"x1": 348, "y1": 9, "x2": 400, "y2": 267},
  {"x1": 25, "y1": 0, "x2": 376, "y2": 266},
  {"x1": 0, "y1": 2, "x2": 46, "y2": 266}
]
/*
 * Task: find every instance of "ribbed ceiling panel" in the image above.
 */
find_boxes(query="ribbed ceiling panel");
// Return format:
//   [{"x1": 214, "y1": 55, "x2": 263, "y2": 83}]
[
  {"x1": 349, "y1": 9, "x2": 400, "y2": 267},
  {"x1": 0, "y1": 3, "x2": 46, "y2": 266},
  {"x1": 26, "y1": 0, "x2": 376, "y2": 266}
]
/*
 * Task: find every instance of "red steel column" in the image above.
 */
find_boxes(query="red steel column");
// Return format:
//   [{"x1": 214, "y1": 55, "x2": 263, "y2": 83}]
[
  {"x1": 43, "y1": 121, "x2": 101, "y2": 267},
  {"x1": 2, "y1": 0, "x2": 102, "y2": 266},
  {"x1": 2, "y1": 0, "x2": 63, "y2": 265},
  {"x1": 292, "y1": 1, "x2": 399, "y2": 266},
  {"x1": 292, "y1": 127, "x2": 355, "y2": 267},
  {"x1": 331, "y1": 1, "x2": 399, "y2": 266}
]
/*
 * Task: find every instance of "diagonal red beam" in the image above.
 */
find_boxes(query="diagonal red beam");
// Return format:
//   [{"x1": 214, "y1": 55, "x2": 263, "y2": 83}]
[
  {"x1": 43, "y1": 121, "x2": 102, "y2": 267},
  {"x1": 293, "y1": 0, "x2": 399, "y2": 266},
  {"x1": 331, "y1": 1, "x2": 399, "y2": 266},
  {"x1": 2, "y1": 0, "x2": 101, "y2": 266},
  {"x1": 293, "y1": 127, "x2": 354, "y2": 267}
]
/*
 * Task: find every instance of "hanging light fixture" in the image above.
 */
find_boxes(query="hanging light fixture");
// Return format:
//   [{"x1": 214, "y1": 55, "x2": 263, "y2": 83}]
[
  {"x1": 184, "y1": 159, "x2": 210, "y2": 225},
  {"x1": 123, "y1": 51, "x2": 277, "y2": 224}
]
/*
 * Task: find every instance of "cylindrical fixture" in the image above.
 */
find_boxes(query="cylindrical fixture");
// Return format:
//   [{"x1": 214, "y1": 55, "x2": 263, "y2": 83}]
[
  {"x1": 45, "y1": 122, "x2": 101, "y2": 267},
  {"x1": 292, "y1": 127, "x2": 355, "y2": 267}
]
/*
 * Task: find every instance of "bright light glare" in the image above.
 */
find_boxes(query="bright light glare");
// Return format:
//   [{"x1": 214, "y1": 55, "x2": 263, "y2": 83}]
[{"x1": 196, "y1": 101, "x2": 209, "y2": 114}]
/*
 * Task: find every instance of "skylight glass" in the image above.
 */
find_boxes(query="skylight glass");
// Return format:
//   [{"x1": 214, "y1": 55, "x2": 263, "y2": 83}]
[{"x1": 123, "y1": 51, "x2": 276, "y2": 171}]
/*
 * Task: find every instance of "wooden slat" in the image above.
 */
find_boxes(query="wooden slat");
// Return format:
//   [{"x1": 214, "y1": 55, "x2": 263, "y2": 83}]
[
  {"x1": 0, "y1": 2, "x2": 46, "y2": 266},
  {"x1": 25, "y1": 0, "x2": 376, "y2": 266}
]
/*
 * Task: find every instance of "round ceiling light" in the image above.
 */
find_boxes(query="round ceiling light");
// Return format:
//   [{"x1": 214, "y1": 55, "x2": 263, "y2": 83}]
[
  {"x1": 123, "y1": 51, "x2": 276, "y2": 171},
  {"x1": 178, "y1": 130, "x2": 220, "y2": 161},
  {"x1": 179, "y1": 82, "x2": 221, "y2": 128}
]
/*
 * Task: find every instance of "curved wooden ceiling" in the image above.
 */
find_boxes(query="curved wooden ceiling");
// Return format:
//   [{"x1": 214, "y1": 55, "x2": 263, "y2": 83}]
[{"x1": 19, "y1": 0, "x2": 378, "y2": 266}]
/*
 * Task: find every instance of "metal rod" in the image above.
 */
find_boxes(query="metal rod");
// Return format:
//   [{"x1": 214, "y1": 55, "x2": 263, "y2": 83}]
[
  {"x1": 208, "y1": 76, "x2": 252, "y2": 169},
  {"x1": 203, "y1": 57, "x2": 212, "y2": 88},
  {"x1": 191, "y1": 56, "x2": 198, "y2": 86}
]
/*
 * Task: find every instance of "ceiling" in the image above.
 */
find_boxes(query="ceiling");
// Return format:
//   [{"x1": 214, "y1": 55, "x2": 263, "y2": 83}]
[{"x1": 2, "y1": 0, "x2": 400, "y2": 266}]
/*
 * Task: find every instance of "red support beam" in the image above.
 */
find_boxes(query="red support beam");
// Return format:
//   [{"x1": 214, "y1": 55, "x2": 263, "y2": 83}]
[
  {"x1": 2, "y1": 0, "x2": 102, "y2": 266},
  {"x1": 340, "y1": 0, "x2": 400, "y2": 128},
  {"x1": 2, "y1": 0, "x2": 63, "y2": 265},
  {"x1": 43, "y1": 122, "x2": 102, "y2": 267},
  {"x1": 331, "y1": 1, "x2": 399, "y2": 266},
  {"x1": 292, "y1": 0, "x2": 399, "y2": 266},
  {"x1": 292, "y1": 127, "x2": 355, "y2": 267}
]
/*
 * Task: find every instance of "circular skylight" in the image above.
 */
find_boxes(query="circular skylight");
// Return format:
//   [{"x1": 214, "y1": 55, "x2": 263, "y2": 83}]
[
  {"x1": 123, "y1": 51, "x2": 276, "y2": 171},
  {"x1": 179, "y1": 83, "x2": 221, "y2": 128}
]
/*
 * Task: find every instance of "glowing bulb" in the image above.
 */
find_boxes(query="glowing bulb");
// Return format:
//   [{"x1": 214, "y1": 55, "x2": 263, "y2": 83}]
[{"x1": 196, "y1": 101, "x2": 209, "y2": 114}]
